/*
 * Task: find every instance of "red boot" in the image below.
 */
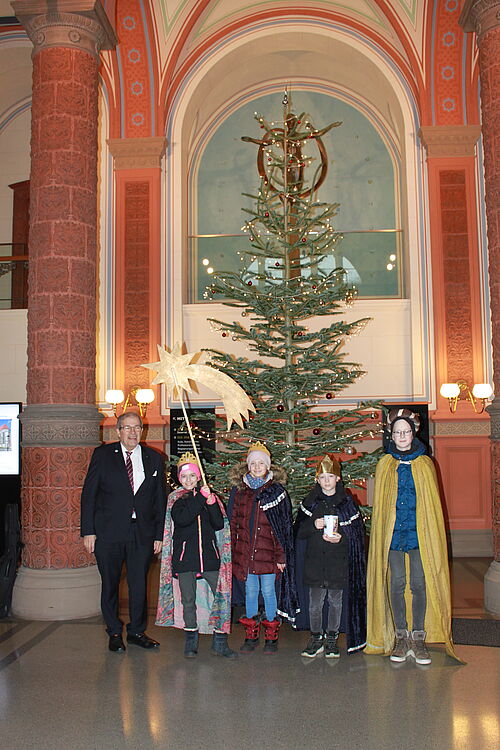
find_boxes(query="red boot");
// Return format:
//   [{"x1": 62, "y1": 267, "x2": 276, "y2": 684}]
[
  {"x1": 261, "y1": 618, "x2": 280, "y2": 654},
  {"x1": 239, "y1": 615, "x2": 260, "y2": 652}
]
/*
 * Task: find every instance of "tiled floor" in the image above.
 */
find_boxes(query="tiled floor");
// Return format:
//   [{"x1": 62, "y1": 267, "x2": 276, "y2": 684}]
[
  {"x1": 0, "y1": 558, "x2": 499, "y2": 750},
  {"x1": 449, "y1": 557, "x2": 497, "y2": 618}
]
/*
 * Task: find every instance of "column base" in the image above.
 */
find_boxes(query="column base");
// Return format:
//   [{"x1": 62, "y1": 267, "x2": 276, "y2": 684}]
[
  {"x1": 484, "y1": 560, "x2": 500, "y2": 616},
  {"x1": 12, "y1": 565, "x2": 101, "y2": 621}
]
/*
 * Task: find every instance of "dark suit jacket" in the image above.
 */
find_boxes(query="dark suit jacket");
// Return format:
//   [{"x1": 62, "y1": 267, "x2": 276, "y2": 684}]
[{"x1": 81, "y1": 442, "x2": 167, "y2": 544}]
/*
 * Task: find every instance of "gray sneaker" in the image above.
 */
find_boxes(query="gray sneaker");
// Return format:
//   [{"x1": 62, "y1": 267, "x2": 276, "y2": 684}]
[
  {"x1": 410, "y1": 630, "x2": 431, "y2": 664},
  {"x1": 390, "y1": 629, "x2": 410, "y2": 662},
  {"x1": 301, "y1": 632, "x2": 324, "y2": 658},
  {"x1": 324, "y1": 631, "x2": 340, "y2": 659}
]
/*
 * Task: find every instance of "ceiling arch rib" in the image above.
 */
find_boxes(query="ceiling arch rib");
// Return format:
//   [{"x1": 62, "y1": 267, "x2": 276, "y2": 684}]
[{"x1": 148, "y1": 1, "x2": 428, "y2": 122}]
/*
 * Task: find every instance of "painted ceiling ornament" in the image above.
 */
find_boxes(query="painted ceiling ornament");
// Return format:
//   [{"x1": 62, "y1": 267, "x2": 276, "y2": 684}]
[{"x1": 142, "y1": 343, "x2": 255, "y2": 429}]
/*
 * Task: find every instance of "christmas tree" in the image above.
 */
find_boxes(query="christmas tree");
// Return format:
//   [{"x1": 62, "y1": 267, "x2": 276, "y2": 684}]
[{"x1": 200, "y1": 92, "x2": 381, "y2": 505}]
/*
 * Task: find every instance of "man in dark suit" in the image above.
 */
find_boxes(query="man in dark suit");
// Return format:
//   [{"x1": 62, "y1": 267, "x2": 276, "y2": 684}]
[{"x1": 81, "y1": 411, "x2": 166, "y2": 652}]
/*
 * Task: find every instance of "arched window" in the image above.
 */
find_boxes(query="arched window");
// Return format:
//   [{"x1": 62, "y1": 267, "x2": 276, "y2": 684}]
[{"x1": 188, "y1": 90, "x2": 402, "y2": 302}]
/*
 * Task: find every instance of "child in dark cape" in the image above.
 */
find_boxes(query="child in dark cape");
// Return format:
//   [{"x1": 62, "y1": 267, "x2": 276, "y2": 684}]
[{"x1": 295, "y1": 454, "x2": 366, "y2": 657}]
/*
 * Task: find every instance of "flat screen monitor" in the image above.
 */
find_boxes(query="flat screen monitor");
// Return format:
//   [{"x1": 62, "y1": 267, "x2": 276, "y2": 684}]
[{"x1": 0, "y1": 402, "x2": 21, "y2": 475}]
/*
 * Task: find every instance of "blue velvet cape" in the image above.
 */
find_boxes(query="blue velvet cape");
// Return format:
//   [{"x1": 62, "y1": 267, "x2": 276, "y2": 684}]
[
  {"x1": 294, "y1": 482, "x2": 367, "y2": 652},
  {"x1": 227, "y1": 480, "x2": 300, "y2": 624}
]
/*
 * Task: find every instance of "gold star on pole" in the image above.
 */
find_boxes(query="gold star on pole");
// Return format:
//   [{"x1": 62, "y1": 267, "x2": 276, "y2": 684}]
[{"x1": 143, "y1": 343, "x2": 255, "y2": 429}]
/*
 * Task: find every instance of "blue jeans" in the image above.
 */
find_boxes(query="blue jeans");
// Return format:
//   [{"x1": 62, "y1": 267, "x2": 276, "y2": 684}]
[{"x1": 245, "y1": 573, "x2": 277, "y2": 621}]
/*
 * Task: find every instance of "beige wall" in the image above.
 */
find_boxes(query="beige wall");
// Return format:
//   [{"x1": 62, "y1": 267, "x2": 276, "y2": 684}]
[{"x1": 0, "y1": 309, "x2": 27, "y2": 402}]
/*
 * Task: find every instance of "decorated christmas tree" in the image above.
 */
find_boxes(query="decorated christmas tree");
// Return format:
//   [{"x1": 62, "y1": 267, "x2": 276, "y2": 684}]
[{"x1": 200, "y1": 92, "x2": 381, "y2": 505}]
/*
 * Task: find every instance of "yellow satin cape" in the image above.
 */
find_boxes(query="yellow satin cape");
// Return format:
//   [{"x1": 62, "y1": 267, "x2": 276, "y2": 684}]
[{"x1": 365, "y1": 453, "x2": 463, "y2": 663}]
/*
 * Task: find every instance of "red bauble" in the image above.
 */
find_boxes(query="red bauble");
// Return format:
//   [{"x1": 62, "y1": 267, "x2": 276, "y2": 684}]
[
  {"x1": 326, "y1": 393, "x2": 333, "y2": 399},
  {"x1": 222, "y1": 332, "x2": 227, "y2": 337},
  {"x1": 277, "y1": 405, "x2": 285, "y2": 412},
  {"x1": 301, "y1": 237, "x2": 306, "y2": 242},
  {"x1": 248, "y1": 281, "x2": 253, "y2": 286},
  {"x1": 313, "y1": 428, "x2": 320, "y2": 435}
]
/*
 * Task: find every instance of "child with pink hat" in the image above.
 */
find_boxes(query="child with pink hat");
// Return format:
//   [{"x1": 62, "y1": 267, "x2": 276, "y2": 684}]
[{"x1": 156, "y1": 452, "x2": 235, "y2": 658}]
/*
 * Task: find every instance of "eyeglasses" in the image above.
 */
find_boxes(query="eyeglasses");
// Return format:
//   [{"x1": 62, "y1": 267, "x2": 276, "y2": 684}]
[
  {"x1": 120, "y1": 425, "x2": 142, "y2": 432},
  {"x1": 392, "y1": 429, "x2": 412, "y2": 437}
]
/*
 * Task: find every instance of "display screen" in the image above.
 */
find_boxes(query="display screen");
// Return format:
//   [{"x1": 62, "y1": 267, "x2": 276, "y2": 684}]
[{"x1": 0, "y1": 403, "x2": 21, "y2": 475}]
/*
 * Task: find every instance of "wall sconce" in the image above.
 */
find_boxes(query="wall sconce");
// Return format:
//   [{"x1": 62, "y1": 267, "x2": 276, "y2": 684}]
[
  {"x1": 105, "y1": 386, "x2": 155, "y2": 417},
  {"x1": 440, "y1": 380, "x2": 493, "y2": 414}
]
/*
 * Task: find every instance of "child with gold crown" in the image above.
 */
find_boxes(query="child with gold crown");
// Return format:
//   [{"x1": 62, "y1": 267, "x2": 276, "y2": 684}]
[
  {"x1": 295, "y1": 454, "x2": 367, "y2": 658},
  {"x1": 227, "y1": 441, "x2": 299, "y2": 653},
  {"x1": 155, "y1": 452, "x2": 236, "y2": 658}
]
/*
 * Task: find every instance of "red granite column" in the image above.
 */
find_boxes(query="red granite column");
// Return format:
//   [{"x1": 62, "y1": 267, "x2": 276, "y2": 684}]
[
  {"x1": 461, "y1": 0, "x2": 500, "y2": 614},
  {"x1": 11, "y1": 1, "x2": 116, "y2": 619}
]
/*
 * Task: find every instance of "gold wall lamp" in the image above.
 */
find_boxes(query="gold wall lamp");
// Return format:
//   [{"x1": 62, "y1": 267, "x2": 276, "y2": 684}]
[
  {"x1": 439, "y1": 380, "x2": 493, "y2": 414},
  {"x1": 104, "y1": 386, "x2": 155, "y2": 417}
]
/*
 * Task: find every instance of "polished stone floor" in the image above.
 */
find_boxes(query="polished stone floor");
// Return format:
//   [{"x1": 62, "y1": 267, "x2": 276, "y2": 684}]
[{"x1": 1, "y1": 558, "x2": 499, "y2": 750}]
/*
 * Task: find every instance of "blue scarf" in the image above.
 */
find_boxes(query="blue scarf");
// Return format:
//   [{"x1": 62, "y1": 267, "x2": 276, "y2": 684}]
[{"x1": 244, "y1": 472, "x2": 271, "y2": 489}]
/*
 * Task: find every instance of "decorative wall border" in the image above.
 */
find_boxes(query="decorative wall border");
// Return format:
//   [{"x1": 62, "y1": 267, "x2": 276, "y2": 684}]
[{"x1": 20, "y1": 403, "x2": 102, "y2": 446}]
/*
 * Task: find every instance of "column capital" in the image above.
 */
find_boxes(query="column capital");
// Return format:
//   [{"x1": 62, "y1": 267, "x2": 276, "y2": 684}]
[
  {"x1": 20, "y1": 404, "x2": 102, "y2": 447},
  {"x1": 107, "y1": 137, "x2": 168, "y2": 169},
  {"x1": 459, "y1": 0, "x2": 500, "y2": 40},
  {"x1": 11, "y1": 0, "x2": 117, "y2": 58},
  {"x1": 419, "y1": 125, "x2": 482, "y2": 157}
]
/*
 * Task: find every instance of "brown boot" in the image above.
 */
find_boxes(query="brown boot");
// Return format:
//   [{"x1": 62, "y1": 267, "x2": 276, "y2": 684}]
[
  {"x1": 239, "y1": 615, "x2": 260, "y2": 651},
  {"x1": 261, "y1": 618, "x2": 280, "y2": 654}
]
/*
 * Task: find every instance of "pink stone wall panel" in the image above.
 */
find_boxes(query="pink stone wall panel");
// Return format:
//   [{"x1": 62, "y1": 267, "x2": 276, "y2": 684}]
[
  {"x1": 121, "y1": 180, "x2": 151, "y2": 392},
  {"x1": 439, "y1": 169, "x2": 475, "y2": 385},
  {"x1": 21, "y1": 446, "x2": 95, "y2": 569}
]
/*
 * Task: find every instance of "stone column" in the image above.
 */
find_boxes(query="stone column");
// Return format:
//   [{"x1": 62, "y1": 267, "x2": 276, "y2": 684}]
[
  {"x1": 460, "y1": 0, "x2": 500, "y2": 614},
  {"x1": 11, "y1": 0, "x2": 116, "y2": 619}
]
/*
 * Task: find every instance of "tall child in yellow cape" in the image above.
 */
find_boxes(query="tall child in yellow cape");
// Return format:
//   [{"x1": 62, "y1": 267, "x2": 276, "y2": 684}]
[{"x1": 365, "y1": 408, "x2": 462, "y2": 664}]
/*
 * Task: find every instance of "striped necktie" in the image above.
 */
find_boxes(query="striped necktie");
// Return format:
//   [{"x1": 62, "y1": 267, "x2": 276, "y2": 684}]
[{"x1": 125, "y1": 451, "x2": 134, "y2": 492}]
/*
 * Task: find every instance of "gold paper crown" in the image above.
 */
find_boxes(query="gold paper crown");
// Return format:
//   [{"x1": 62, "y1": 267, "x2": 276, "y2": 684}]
[
  {"x1": 247, "y1": 441, "x2": 271, "y2": 457},
  {"x1": 316, "y1": 454, "x2": 341, "y2": 478},
  {"x1": 177, "y1": 451, "x2": 200, "y2": 469}
]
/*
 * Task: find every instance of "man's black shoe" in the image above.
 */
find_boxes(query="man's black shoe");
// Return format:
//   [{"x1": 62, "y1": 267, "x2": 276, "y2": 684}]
[
  {"x1": 127, "y1": 632, "x2": 160, "y2": 649},
  {"x1": 109, "y1": 634, "x2": 126, "y2": 653}
]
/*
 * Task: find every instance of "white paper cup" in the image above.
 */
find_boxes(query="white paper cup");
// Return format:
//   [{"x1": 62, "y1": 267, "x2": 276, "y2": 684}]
[{"x1": 324, "y1": 515, "x2": 338, "y2": 536}]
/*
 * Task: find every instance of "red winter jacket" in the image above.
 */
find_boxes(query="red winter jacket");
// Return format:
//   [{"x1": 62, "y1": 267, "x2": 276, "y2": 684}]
[{"x1": 229, "y1": 465, "x2": 286, "y2": 581}]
